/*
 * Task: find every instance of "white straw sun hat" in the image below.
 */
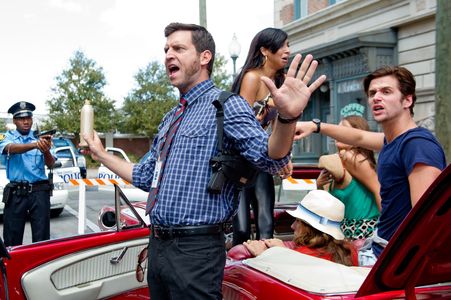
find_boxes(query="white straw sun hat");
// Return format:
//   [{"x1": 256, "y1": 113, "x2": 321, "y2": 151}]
[{"x1": 287, "y1": 190, "x2": 345, "y2": 240}]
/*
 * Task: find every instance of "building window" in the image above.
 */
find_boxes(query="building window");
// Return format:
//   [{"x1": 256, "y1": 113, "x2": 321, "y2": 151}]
[
  {"x1": 294, "y1": 0, "x2": 308, "y2": 20},
  {"x1": 329, "y1": 0, "x2": 346, "y2": 5}
]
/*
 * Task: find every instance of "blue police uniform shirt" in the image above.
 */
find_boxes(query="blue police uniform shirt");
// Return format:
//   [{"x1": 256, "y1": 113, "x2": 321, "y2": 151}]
[{"x1": 0, "y1": 130, "x2": 48, "y2": 183}]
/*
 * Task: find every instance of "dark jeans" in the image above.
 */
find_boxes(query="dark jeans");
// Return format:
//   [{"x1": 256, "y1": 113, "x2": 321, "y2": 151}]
[
  {"x1": 3, "y1": 190, "x2": 51, "y2": 246},
  {"x1": 147, "y1": 232, "x2": 226, "y2": 300},
  {"x1": 232, "y1": 171, "x2": 275, "y2": 245}
]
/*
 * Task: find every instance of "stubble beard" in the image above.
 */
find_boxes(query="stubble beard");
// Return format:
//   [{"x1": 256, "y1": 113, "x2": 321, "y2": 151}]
[{"x1": 177, "y1": 59, "x2": 201, "y2": 93}]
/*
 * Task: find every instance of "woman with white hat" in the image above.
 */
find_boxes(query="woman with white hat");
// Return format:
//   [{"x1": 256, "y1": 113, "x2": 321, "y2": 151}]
[{"x1": 244, "y1": 190, "x2": 357, "y2": 266}]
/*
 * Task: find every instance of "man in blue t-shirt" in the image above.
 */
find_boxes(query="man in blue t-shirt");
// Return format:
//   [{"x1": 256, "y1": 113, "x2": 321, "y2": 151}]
[{"x1": 295, "y1": 66, "x2": 447, "y2": 266}]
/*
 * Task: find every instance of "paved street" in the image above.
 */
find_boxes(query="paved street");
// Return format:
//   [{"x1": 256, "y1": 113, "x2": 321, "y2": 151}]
[{"x1": 0, "y1": 186, "x2": 118, "y2": 245}]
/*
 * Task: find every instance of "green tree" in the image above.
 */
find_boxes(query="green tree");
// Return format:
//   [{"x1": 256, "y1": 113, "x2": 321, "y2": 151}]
[
  {"x1": 119, "y1": 53, "x2": 232, "y2": 137},
  {"x1": 0, "y1": 119, "x2": 6, "y2": 132},
  {"x1": 212, "y1": 53, "x2": 233, "y2": 91},
  {"x1": 119, "y1": 61, "x2": 177, "y2": 137},
  {"x1": 45, "y1": 50, "x2": 118, "y2": 135}
]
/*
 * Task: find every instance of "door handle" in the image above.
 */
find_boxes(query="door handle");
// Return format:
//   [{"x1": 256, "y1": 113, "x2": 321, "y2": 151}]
[{"x1": 110, "y1": 246, "x2": 128, "y2": 264}]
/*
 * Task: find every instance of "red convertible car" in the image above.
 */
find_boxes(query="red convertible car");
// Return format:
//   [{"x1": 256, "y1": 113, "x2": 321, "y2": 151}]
[
  {"x1": 96, "y1": 166, "x2": 322, "y2": 248},
  {"x1": 0, "y1": 165, "x2": 450, "y2": 299}
]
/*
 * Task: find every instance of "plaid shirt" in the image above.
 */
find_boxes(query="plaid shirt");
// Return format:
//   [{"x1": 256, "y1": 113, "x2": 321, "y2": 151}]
[{"x1": 132, "y1": 80, "x2": 289, "y2": 226}]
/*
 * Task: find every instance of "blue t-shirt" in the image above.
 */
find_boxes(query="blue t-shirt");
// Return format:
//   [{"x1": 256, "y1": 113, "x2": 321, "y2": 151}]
[{"x1": 373, "y1": 127, "x2": 446, "y2": 257}]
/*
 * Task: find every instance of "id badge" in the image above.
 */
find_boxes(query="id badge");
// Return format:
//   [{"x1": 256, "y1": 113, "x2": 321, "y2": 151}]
[{"x1": 151, "y1": 161, "x2": 162, "y2": 188}]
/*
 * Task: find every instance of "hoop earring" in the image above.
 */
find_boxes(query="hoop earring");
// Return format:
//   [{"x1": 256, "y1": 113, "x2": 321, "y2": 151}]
[{"x1": 262, "y1": 55, "x2": 267, "y2": 66}]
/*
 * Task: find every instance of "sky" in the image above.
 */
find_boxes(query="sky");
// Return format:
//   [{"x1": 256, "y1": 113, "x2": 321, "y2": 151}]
[{"x1": 0, "y1": 0, "x2": 274, "y2": 115}]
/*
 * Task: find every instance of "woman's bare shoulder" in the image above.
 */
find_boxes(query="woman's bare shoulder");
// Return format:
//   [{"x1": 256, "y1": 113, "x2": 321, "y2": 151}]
[{"x1": 242, "y1": 70, "x2": 262, "y2": 83}]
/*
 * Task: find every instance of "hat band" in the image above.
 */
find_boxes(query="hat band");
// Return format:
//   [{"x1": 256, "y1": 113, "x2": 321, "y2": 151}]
[
  {"x1": 13, "y1": 110, "x2": 32, "y2": 117},
  {"x1": 298, "y1": 204, "x2": 341, "y2": 229}
]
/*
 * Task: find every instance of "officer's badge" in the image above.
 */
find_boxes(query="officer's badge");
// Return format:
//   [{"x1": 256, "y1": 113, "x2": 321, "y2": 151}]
[
  {"x1": 20, "y1": 101, "x2": 27, "y2": 109},
  {"x1": 0, "y1": 133, "x2": 5, "y2": 142}
]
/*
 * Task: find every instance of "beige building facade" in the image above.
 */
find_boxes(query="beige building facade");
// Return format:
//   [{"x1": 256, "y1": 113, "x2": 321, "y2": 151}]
[{"x1": 274, "y1": 0, "x2": 437, "y2": 161}]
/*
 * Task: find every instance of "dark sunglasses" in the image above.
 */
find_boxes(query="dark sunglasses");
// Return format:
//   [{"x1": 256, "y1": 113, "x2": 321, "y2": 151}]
[{"x1": 136, "y1": 247, "x2": 148, "y2": 282}]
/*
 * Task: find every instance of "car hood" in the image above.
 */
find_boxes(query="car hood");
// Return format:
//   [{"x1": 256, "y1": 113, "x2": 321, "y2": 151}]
[{"x1": 356, "y1": 164, "x2": 451, "y2": 297}]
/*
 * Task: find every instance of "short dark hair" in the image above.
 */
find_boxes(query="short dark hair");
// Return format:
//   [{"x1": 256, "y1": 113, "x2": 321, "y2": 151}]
[
  {"x1": 164, "y1": 22, "x2": 216, "y2": 75},
  {"x1": 231, "y1": 28, "x2": 288, "y2": 93},
  {"x1": 363, "y1": 66, "x2": 417, "y2": 116}
]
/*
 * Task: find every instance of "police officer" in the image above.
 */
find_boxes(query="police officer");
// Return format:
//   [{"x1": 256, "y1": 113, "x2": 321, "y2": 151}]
[{"x1": 0, "y1": 101, "x2": 55, "y2": 246}]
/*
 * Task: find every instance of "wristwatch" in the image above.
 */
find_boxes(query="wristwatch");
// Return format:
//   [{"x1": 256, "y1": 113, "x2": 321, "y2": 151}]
[{"x1": 312, "y1": 118, "x2": 321, "y2": 133}]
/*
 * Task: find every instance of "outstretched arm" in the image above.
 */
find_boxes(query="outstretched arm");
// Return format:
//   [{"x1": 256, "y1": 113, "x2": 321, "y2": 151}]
[
  {"x1": 263, "y1": 54, "x2": 327, "y2": 159},
  {"x1": 36, "y1": 136, "x2": 56, "y2": 168},
  {"x1": 295, "y1": 121, "x2": 385, "y2": 152},
  {"x1": 81, "y1": 131, "x2": 134, "y2": 182},
  {"x1": 243, "y1": 240, "x2": 268, "y2": 257},
  {"x1": 5, "y1": 136, "x2": 55, "y2": 168}
]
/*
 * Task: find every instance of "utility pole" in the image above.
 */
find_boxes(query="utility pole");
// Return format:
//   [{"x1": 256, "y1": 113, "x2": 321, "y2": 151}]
[
  {"x1": 436, "y1": 0, "x2": 451, "y2": 162},
  {"x1": 199, "y1": 0, "x2": 207, "y2": 28}
]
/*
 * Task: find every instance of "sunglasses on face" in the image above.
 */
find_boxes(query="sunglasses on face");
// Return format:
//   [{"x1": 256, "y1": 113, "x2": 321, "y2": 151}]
[{"x1": 136, "y1": 247, "x2": 148, "y2": 282}]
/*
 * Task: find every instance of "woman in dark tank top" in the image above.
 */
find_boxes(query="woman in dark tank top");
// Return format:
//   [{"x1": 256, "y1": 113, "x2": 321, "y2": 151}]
[{"x1": 231, "y1": 28, "x2": 292, "y2": 245}]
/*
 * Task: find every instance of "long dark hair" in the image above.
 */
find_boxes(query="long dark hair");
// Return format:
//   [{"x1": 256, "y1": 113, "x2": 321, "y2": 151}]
[
  {"x1": 342, "y1": 115, "x2": 377, "y2": 170},
  {"x1": 231, "y1": 28, "x2": 288, "y2": 93}
]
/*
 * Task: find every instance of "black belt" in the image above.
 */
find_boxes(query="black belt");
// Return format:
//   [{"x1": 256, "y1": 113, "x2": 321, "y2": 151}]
[
  {"x1": 10, "y1": 180, "x2": 52, "y2": 193},
  {"x1": 151, "y1": 224, "x2": 223, "y2": 240}
]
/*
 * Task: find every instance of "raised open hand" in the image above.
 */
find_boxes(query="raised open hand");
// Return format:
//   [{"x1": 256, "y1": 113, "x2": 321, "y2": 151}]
[{"x1": 261, "y1": 54, "x2": 326, "y2": 119}]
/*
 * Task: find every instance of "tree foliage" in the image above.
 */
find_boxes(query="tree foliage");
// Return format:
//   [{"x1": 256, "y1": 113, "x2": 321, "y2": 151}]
[
  {"x1": 44, "y1": 50, "x2": 118, "y2": 135},
  {"x1": 118, "y1": 61, "x2": 177, "y2": 137},
  {"x1": 212, "y1": 53, "x2": 233, "y2": 91},
  {"x1": 42, "y1": 51, "x2": 233, "y2": 138},
  {"x1": 0, "y1": 119, "x2": 6, "y2": 132},
  {"x1": 119, "y1": 54, "x2": 233, "y2": 137}
]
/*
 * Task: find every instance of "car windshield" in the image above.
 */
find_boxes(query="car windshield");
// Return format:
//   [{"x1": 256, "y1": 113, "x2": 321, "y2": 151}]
[
  {"x1": 53, "y1": 138, "x2": 78, "y2": 153},
  {"x1": 53, "y1": 139, "x2": 70, "y2": 147},
  {"x1": 54, "y1": 148, "x2": 76, "y2": 168}
]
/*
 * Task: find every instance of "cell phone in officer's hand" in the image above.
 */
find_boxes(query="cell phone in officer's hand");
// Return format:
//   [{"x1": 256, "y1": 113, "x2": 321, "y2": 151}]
[{"x1": 35, "y1": 129, "x2": 57, "y2": 137}]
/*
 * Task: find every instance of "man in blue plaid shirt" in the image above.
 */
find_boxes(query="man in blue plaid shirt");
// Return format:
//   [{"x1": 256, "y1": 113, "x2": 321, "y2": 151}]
[{"x1": 83, "y1": 22, "x2": 326, "y2": 300}]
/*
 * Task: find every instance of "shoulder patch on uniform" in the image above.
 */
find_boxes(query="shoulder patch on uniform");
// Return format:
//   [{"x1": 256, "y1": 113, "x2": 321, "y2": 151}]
[{"x1": 0, "y1": 133, "x2": 5, "y2": 142}]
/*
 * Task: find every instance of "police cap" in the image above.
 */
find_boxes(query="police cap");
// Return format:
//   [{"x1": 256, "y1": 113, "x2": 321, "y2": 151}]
[{"x1": 7, "y1": 101, "x2": 36, "y2": 119}]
